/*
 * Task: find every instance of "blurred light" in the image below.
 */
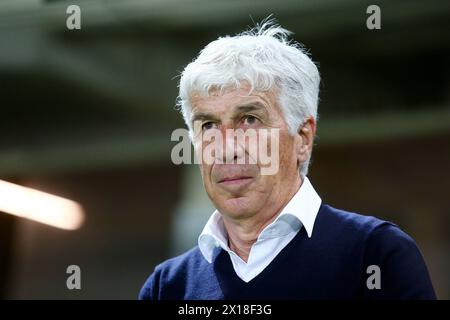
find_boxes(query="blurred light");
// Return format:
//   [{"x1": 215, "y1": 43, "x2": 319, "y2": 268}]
[{"x1": 0, "y1": 179, "x2": 85, "y2": 230}]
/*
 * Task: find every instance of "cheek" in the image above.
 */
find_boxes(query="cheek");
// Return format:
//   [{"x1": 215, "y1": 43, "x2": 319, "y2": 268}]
[
  {"x1": 200, "y1": 164, "x2": 218, "y2": 199},
  {"x1": 277, "y1": 136, "x2": 298, "y2": 175},
  {"x1": 256, "y1": 174, "x2": 275, "y2": 191},
  {"x1": 194, "y1": 142, "x2": 203, "y2": 162},
  {"x1": 199, "y1": 163, "x2": 210, "y2": 182}
]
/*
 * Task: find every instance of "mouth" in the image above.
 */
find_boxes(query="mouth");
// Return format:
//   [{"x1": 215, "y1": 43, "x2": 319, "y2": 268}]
[
  {"x1": 213, "y1": 164, "x2": 259, "y2": 193},
  {"x1": 218, "y1": 176, "x2": 253, "y2": 185},
  {"x1": 216, "y1": 176, "x2": 255, "y2": 193}
]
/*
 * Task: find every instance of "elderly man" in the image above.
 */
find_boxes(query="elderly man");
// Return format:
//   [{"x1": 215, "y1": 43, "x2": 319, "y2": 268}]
[{"x1": 139, "y1": 21, "x2": 436, "y2": 300}]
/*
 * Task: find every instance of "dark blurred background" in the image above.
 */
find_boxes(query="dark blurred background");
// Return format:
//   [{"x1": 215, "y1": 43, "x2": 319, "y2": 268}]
[{"x1": 0, "y1": 0, "x2": 449, "y2": 299}]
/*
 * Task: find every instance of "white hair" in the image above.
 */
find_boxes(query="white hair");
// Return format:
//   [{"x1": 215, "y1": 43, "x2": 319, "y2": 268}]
[{"x1": 176, "y1": 18, "x2": 320, "y2": 177}]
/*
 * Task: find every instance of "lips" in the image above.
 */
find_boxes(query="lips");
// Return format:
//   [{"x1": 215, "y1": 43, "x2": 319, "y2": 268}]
[
  {"x1": 213, "y1": 164, "x2": 257, "y2": 183},
  {"x1": 212, "y1": 164, "x2": 258, "y2": 192},
  {"x1": 218, "y1": 176, "x2": 253, "y2": 184},
  {"x1": 217, "y1": 176, "x2": 254, "y2": 193}
]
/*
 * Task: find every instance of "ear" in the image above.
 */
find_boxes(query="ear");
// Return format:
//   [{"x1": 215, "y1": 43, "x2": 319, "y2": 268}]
[{"x1": 296, "y1": 117, "x2": 316, "y2": 166}]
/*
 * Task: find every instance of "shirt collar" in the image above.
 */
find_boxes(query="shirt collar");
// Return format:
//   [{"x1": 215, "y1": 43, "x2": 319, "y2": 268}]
[{"x1": 198, "y1": 176, "x2": 322, "y2": 263}]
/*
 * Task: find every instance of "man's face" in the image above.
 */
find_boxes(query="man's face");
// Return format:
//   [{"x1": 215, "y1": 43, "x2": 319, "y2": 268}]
[{"x1": 190, "y1": 83, "x2": 307, "y2": 221}]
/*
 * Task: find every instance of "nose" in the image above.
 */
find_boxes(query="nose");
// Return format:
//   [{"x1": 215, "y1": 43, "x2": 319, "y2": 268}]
[{"x1": 217, "y1": 126, "x2": 246, "y2": 164}]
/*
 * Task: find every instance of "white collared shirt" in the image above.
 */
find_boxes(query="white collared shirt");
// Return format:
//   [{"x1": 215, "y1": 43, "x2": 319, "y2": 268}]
[{"x1": 198, "y1": 176, "x2": 322, "y2": 282}]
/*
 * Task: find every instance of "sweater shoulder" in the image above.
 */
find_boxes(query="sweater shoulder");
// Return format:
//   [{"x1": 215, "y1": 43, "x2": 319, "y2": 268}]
[
  {"x1": 318, "y1": 203, "x2": 396, "y2": 236},
  {"x1": 139, "y1": 246, "x2": 207, "y2": 299},
  {"x1": 155, "y1": 246, "x2": 205, "y2": 275}
]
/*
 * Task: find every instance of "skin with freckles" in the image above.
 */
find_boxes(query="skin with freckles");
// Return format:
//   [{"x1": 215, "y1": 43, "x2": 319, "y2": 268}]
[{"x1": 190, "y1": 82, "x2": 316, "y2": 262}]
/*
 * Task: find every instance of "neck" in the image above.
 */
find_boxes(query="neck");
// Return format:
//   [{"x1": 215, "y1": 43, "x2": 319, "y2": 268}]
[{"x1": 223, "y1": 175, "x2": 302, "y2": 262}]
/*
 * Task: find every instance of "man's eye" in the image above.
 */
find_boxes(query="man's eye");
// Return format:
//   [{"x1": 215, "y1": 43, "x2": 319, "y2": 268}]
[
  {"x1": 202, "y1": 122, "x2": 216, "y2": 131},
  {"x1": 243, "y1": 115, "x2": 259, "y2": 126}
]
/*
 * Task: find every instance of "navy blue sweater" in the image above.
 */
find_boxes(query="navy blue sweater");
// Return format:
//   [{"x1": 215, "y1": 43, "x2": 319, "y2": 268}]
[{"x1": 139, "y1": 204, "x2": 436, "y2": 300}]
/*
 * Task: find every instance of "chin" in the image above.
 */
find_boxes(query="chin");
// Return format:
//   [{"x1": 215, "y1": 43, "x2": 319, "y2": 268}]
[{"x1": 220, "y1": 196, "x2": 259, "y2": 218}]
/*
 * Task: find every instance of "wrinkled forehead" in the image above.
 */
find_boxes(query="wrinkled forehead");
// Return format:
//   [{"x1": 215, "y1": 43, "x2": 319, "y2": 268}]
[{"x1": 189, "y1": 83, "x2": 280, "y2": 116}]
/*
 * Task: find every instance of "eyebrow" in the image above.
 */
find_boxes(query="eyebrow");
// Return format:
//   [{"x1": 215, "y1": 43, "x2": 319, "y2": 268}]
[
  {"x1": 190, "y1": 102, "x2": 268, "y2": 125},
  {"x1": 190, "y1": 112, "x2": 218, "y2": 124},
  {"x1": 231, "y1": 102, "x2": 269, "y2": 121},
  {"x1": 235, "y1": 103, "x2": 267, "y2": 114}
]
